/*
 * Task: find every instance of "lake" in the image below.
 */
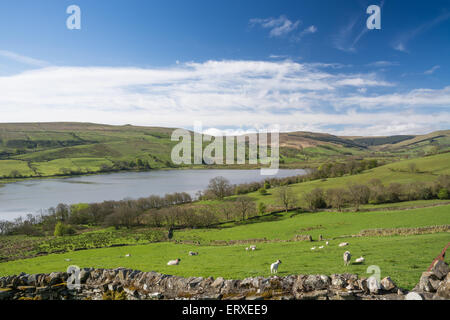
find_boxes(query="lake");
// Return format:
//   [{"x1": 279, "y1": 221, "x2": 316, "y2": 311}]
[{"x1": 0, "y1": 169, "x2": 307, "y2": 220}]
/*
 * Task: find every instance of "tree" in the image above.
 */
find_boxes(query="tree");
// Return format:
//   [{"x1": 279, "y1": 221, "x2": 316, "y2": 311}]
[
  {"x1": 408, "y1": 162, "x2": 417, "y2": 173},
  {"x1": 347, "y1": 184, "x2": 371, "y2": 211},
  {"x1": 258, "y1": 187, "x2": 268, "y2": 195},
  {"x1": 54, "y1": 221, "x2": 75, "y2": 236},
  {"x1": 258, "y1": 202, "x2": 267, "y2": 215},
  {"x1": 325, "y1": 188, "x2": 348, "y2": 211},
  {"x1": 217, "y1": 202, "x2": 234, "y2": 221},
  {"x1": 206, "y1": 176, "x2": 233, "y2": 199},
  {"x1": 303, "y1": 188, "x2": 327, "y2": 212},
  {"x1": 276, "y1": 186, "x2": 298, "y2": 212},
  {"x1": 234, "y1": 197, "x2": 256, "y2": 221}
]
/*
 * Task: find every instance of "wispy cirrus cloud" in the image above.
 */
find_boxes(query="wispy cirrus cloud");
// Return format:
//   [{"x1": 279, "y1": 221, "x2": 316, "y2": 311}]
[
  {"x1": 250, "y1": 15, "x2": 300, "y2": 37},
  {"x1": 393, "y1": 11, "x2": 450, "y2": 52},
  {"x1": 0, "y1": 50, "x2": 50, "y2": 67},
  {"x1": 334, "y1": 1, "x2": 384, "y2": 53},
  {"x1": 424, "y1": 65, "x2": 440, "y2": 75},
  {"x1": 367, "y1": 61, "x2": 399, "y2": 68},
  {"x1": 0, "y1": 59, "x2": 448, "y2": 136}
]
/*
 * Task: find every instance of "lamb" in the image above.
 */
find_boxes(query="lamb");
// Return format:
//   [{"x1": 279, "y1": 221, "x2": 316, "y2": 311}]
[
  {"x1": 339, "y1": 242, "x2": 349, "y2": 247},
  {"x1": 270, "y1": 259, "x2": 282, "y2": 274},
  {"x1": 326, "y1": 241, "x2": 329, "y2": 246},
  {"x1": 355, "y1": 256, "x2": 365, "y2": 264},
  {"x1": 245, "y1": 247, "x2": 249, "y2": 251},
  {"x1": 343, "y1": 251, "x2": 351, "y2": 266},
  {"x1": 167, "y1": 258, "x2": 181, "y2": 265},
  {"x1": 311, "y1": 246, "x2": 316, "y2": 250},
  {"x1": 250, "y1": 245, "x2": 257, "y2": 251},
  {"x1": 319, "y1": 246, "x2": 324, "y2": 249},
  {"x1": 125, "y1": 254, "x2": 131, "y2": 257}
]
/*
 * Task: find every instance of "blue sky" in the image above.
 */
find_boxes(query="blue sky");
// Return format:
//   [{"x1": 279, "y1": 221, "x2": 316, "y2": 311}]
[{"x1": 0, "y1": 0, "x2": 449, "y2": 135}]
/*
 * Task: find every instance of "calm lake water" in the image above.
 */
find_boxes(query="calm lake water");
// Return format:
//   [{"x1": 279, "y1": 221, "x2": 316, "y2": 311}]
[{"x1": 0, "y1": 169, "x2": 307, "y2": 221}]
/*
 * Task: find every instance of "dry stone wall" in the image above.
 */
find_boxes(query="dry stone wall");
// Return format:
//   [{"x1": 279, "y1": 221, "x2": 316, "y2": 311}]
[{"x1": 0, "y1": 260, "x2": 448, "y2": 300}]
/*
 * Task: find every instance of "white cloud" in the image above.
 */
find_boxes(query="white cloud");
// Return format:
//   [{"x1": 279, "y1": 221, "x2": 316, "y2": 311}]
[
  {"x1": 0, "y1": 59, "x2": 448, "y2": 136},
  {"x1": 367, "y1": 61, "x2": 399, "y2": 68},
  {"x1": 250, "y1": 15, "x2": 300, "y2": 37},
  {"x1": 0, "y1": 50, "x2": 50, "y2": 67},
  {"x1": 424, "y1": 65, "x2": 440, "y2": 75}
]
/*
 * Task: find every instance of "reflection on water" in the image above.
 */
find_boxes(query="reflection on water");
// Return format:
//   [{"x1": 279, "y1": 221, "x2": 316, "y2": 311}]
[{"x1": 0, "y1": 169, "x2": 306, "y2": 221}]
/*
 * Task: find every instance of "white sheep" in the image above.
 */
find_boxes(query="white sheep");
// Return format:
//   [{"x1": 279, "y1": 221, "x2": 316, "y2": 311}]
[
  {"x1": 343, "y1": 251, "x2": 351, "y2": 266},
  {"x1": 245, "y1": 247, "x2": 249, "y2": 251},
  {"x1": 311, "y1": 247, "x2": 316, "y2": 250},
  {"x1": 326, "y1": 241, "x2": 329, "y2": 246},
  {"x1": 270, "y1": 259, "x2": 282, "y2": 274},
  {"x1": 250, "y1": 245, "x2": 256, "y2": 251},
  {"x1": 167, "y1": 258, "x2": 181, "y2": 265},
  {"x1": 125, "y1": 254, "x2": 131, "y2": 257},
  {"x1": 339, "y1": 242, "x2": 349, "y2": 247},
  {"x1": 319, "y1": 246, "x2": 324, "y2": 249},
  {"x1": 355, "y1": 256, "x2": 365, "y2": 264}
]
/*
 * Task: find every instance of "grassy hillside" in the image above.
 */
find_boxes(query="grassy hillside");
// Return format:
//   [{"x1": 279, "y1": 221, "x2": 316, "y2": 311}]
[
  {"x1": 215, "y1": 152, "x2": 450, "y2": 209},
  {"x1": 0, "y1": 122, "x2": 448, "y2": 179}
]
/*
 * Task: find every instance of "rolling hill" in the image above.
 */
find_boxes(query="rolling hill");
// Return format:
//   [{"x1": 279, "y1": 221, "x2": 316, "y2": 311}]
[{"x1": 0, "y1": 122, "x2": 449, "y2": 179}]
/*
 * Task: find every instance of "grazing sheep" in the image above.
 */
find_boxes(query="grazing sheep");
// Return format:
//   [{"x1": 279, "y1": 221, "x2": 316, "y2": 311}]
[
  {"x1": 270, "y1": 259, "x2": 282, "y2": 274},
  {"x1": 167, "y1": 258, "x2": 181, "y2": 265},
  {"x1": 65, "y1": 258, "x2": 71, "y2": 262},
  {"x1": 339, "y1": 242, "x2": 349, "y2": 247},
  {"x1": 189, "y1": 251, "x2": 198, "y2": 256},
  {"x1": 245, "y1": 247, "x2": 249, "y2": 251},
  {"x1": 311, "y1": 247, "x2": 316, "y2": 250},
  {"x1": 125, "y1": 254, "x2": 131, "y2": 257},
  {"x1": 250, "y1": 245, "x2": 257, "y2": 251},
  {"x1": 326, "y1": 241, "x2": 329, "y2": 246},
  {"x1": 355, "y1": 256, "x2": 365, "y2": 264},
  {"x1": 319, "y1": 246, "x2": 324, "y2": 249},
  {"x1": 343, "y1": 251, "x2": 351, "y2": 266}
]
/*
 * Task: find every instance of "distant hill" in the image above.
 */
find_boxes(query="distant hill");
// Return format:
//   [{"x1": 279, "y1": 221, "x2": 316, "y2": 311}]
[{"x1": 0, "y1": 122, "x2": 448, "y2": 179}]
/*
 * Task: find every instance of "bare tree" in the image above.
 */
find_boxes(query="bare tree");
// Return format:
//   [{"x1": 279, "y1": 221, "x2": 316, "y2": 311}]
[
  {"x1": 234, "y1": 196, "x2": 256, "y2": 221},
  {"x1": 347, "y1": 184, "x2": 370, "y2": 211},
  {"x1": 325, "y1": 188, "x2": 348, "y2": 211},
  {"x1": 206, "y1": 176, "x2": 233, "y2": 199},
  {"x1": 276, "y1": 186, "x2": 298, "y2": 212},
  {"x1": 303, "y1": 188, "x2": 326, "y2": 212}
]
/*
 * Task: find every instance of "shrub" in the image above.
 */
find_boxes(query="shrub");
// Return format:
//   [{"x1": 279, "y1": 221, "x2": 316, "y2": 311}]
[
  {"x1": 437, "y1": 188, "x2": 449, "y2": 200},
  {"x1": 258, "y1": 188, "x2": 268, "y2": 195},
  {"x1": 303, "y1": 188, "x2": 327, "y2": 212},
  {"x1": 258, "y1": 202, "x2": 267, "y2": 215},
  {"x1": 54, "y1": 222, "x2": 75, "y2": 237}
]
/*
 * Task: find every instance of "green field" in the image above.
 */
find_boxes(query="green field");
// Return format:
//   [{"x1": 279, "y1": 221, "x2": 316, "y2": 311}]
[
  {"x1": 0, "y1": 133, "x2": 449, "y2": 292},
  {"x1": 0, "y1": 204, "x2": 449, "y2": 289}
]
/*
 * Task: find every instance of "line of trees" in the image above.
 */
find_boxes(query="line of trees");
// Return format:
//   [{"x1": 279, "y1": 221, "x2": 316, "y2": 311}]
[
  {"x1": 303, "y1": 175, "x2": 450, "y2": 212},
  {"x1": 199, "y1": 159, "x2": 381, "y2": 200},
  {"x1": 0, "y1": 192, "x2": 192, "y2": 236}
]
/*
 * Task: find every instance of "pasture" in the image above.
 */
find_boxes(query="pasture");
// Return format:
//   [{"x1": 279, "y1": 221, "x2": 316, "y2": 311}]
[{"x1": 1, "y1": 204, "x2": 448, "y2": 290}]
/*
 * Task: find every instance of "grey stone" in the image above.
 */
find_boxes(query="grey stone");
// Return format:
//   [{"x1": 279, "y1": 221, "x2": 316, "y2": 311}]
[
  {"x1": 405, "y1": 292, "x2": 423, "y2": 300},
  {"x1": 381, "y1": 276, "x2": 396, "y2": 291},
  {"x1": 431, "y1": 260, "x2": 449, "y2": 280}
]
